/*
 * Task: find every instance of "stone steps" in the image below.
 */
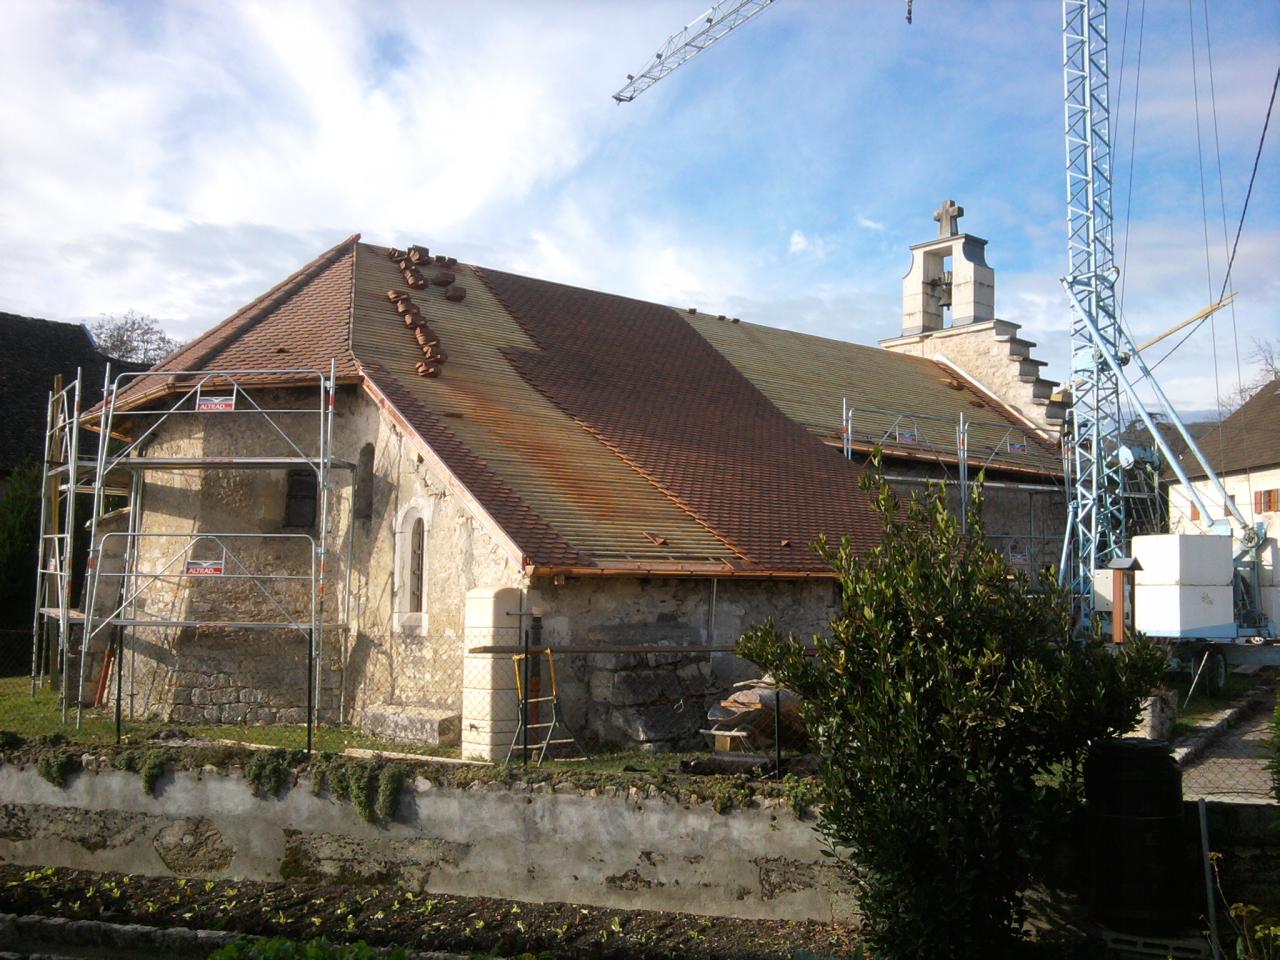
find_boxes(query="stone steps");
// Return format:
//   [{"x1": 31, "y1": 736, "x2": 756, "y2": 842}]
[{"x1": 989, "y1": 322, "x2": 1067, "y2": 427}]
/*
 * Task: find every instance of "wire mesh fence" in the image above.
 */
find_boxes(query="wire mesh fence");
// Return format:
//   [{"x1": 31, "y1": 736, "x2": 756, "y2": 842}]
[
  {"x1": 455, "y1": 643, "x2": 813, "y2": 772},
  {"x1": 1178, "y1": 682, "x2": 1278, "y2": 804},
  {"x1": 1, "y1": 619, "x2": 1274, "y2": 803}
]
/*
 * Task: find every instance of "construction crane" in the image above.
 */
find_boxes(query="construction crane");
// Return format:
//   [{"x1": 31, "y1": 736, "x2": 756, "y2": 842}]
[
  {"x1": 1059, "y1": 0, "x2": 1127, "y2": 623},
  {"x1": 1058, "y1": 3, "x2": 1263, "y2": 636},
  {"x1": 612, "y1": 0, "x2": 778, "y2": 104},
  {"x1": 614, "y1": 2, "x2": 1273, "y2": 650},
  {"x1": 611, "y1": 0, "x2": 919, "y2": 103}
]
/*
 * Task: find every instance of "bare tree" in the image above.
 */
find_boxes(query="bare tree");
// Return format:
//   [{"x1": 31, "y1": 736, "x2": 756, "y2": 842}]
[
  {"x1": 1222, "y1": 337, "x2": 1278, "y2": 412},
  {"x1": 90, "y1": 310, "x2": 180, "y2": 364}
]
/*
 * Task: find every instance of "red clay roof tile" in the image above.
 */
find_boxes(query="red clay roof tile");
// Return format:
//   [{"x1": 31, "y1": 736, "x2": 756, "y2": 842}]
[{"x1": 476, "y1": 267, "x2": 884, "y2": 571}]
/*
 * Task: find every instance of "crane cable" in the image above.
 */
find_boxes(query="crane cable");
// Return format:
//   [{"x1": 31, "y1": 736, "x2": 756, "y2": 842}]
[
  {"x1": 1186, "y1": 0, "x2": 1227, "y2": 480},
  {"x1": 1148, "y1": 61, "x2": 1278, "y2": 377},
  {"x1": 1203, "y1": 0, "x2": 1256, "y2": 509}
]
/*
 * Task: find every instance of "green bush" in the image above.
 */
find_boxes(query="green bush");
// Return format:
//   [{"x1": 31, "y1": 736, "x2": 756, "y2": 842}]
[
  {"x1": 245, "y1": 748, "x2": 304, "y2": 798},
  {"x1": 738, "y1": 455, "x2": 1165, "y2": 960},
  {"x1": 311, "y1": 755, "x2": 405, "y2": 824},
  {"x1": 35, "y1": 748, "x2": 78, "y2": 788},
  {"x1": 139, "y1": 748, "x2": 173, "y2": 797}
]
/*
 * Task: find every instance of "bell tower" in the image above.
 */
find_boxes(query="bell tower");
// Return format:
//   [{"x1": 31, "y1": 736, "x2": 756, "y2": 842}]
[
  {"x1": 882, "y1": 202, "x2": 1065, "y2": 435},
  {"x1": 900, "y1": 199, "x2": 995, "y2": 334}
]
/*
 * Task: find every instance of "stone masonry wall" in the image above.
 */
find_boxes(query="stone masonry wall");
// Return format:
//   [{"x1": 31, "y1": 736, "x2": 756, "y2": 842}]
[
  {"x1": 111, "y1": 381, "x2": 1064, "y2": 751},
  {"x1": 113, "y1": 385, "x2": 525, "y2": 738},
  {"x1": 524, "y1": 576, "x2": 835, "y2": 750}
]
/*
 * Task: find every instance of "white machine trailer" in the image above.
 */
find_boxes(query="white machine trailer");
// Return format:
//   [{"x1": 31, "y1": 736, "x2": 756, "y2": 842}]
[{"x1": 1125, "y1": 530, "x2": 1278, "y2": 698}]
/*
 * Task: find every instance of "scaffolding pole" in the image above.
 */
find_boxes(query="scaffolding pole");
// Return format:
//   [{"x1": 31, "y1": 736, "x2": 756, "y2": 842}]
[{"x1": 31, "y1": 364, "x2": 352, "y2": 748}]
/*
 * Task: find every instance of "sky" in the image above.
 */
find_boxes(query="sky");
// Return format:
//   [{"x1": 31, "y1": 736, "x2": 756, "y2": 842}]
[{"x1": 1, "y1": 0, "x2": 1276, "y2": 417}]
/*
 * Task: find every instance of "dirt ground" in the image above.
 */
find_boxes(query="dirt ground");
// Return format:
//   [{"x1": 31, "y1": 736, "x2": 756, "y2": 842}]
[
  {"x1": 0, "y1": 863, "x2": 1130, "y2": 959},
  {"x1": 0, "y1": 863, "x2": 862, "y2": 959}
]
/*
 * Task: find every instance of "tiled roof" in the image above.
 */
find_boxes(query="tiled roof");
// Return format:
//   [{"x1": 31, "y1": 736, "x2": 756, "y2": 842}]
[
  {"x1": 106, "y1": 236, "x2": 1066, "y2": 575},
  {"x1": 690, "y1": 313, "x2": 1061, "y2": 475},
  {"x1": 478, "y1": 267, "x2": 881, "y2": 571},
  {"x1": 1178, "y1": 377, "x2": 1280, "y2": 478},
  {"x1": 350, "y1": 249, "x2": 739, "y2": 573}
]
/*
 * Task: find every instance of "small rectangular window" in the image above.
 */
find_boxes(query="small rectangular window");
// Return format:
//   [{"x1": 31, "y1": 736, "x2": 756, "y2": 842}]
[
  {"x1": 1257, "y1": 489, "x2": 1280, "y2": 513},
  {"x1": 285, "y1": 470, "x2": 318, "y2": 529},
  {"x1": 354, "y1": 443, "x2": 375, "y2": 521},
  {"x1": 1189, "y1": 501, "x2": 1200, "y2": 522}
]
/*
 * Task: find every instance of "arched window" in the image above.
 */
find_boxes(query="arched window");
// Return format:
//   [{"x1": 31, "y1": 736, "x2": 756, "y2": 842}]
[
  {"x1": 394, "y1": 498, "x2": 433, "y2": 634},
  {"x1": 409, "y1": 517, "x2": 425, "y2": 613}
]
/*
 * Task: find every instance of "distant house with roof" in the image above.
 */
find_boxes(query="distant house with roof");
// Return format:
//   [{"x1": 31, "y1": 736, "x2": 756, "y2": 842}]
[
  {"x1": 0, "y1": 312, "x2": 140, "y2": 485},
  {"x1": 1167, "y1": 377, "x2": 1280, "y2": 627},
  {"x1": 66, "y1": 210, "x2": 1068, "y2": 755}
]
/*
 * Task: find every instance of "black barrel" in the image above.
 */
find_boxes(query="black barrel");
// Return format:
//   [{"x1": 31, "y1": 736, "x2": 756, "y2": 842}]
[{"x1": 1085, "y1": 737, "x2": 1185, "y2": 934}]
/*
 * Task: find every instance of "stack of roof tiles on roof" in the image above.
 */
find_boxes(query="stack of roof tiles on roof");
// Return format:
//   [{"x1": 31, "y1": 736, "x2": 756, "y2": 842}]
[{"x1": 104, "y1": 236, "x2": 1063, "y2": 576}]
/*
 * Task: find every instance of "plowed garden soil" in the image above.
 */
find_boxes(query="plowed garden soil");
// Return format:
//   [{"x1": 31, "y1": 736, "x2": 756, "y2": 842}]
[{"x1": 0, "y1": 863, "x2": 862, "y2": 959}]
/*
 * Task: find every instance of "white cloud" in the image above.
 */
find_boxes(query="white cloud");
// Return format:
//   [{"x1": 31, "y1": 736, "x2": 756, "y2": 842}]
[
  {"x1": 786, "y1": 229, "x2": 832, "y2": 261},
  {"x1": 0, "y1": 0, "x2": 1272, "y2": 429}
]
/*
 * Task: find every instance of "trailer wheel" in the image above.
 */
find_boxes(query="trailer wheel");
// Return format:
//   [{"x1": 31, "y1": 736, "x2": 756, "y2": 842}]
[{"x1": 1203, "y1": 648, "x2": 1229, "y2": 698}]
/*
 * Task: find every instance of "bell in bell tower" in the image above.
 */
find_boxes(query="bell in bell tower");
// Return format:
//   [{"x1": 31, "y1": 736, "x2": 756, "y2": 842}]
[{"x1": 900, "y1": 199, "x2": 994, "y2": 336}]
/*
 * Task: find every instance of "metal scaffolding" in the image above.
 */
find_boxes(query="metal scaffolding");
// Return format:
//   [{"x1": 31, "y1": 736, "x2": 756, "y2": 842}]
[
  {"x1": 840, "y1": 400, "x2": 1068, "y2": 570},
  {"x1": 31, "y1": 362, "x2": 353, "y2": 751}
]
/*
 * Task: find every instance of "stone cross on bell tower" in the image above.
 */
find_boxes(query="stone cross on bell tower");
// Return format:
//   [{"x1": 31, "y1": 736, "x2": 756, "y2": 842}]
[
  {"x1": 897, "y1": 200, "x2": 993, "y2": 334},
  {"x1": 933, "y1": 199, "x2": 964, "y2": 238}
]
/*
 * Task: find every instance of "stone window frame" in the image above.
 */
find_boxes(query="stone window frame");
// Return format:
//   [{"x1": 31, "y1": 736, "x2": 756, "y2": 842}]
[{"x1": 393, "y1": 496, "x2": 435, "y2": 635}]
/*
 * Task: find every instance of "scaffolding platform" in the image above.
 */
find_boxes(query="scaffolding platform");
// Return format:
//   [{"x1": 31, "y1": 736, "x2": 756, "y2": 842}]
[{"x1": 30, "y1": 363, "x2": 355, "y2": 751}]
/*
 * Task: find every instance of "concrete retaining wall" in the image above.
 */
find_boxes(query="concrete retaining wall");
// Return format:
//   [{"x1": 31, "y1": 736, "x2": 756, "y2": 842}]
[{"x1": 0, "y1": 764, "x2": 856, "y2": 924}]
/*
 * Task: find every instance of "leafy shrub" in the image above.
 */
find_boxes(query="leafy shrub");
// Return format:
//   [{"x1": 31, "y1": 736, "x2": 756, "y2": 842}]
[
  {"x1": 35, "y1": 748, "x2": 78, "y2": 788},
  {"x1": 245, "y1": 749, "x2": 303, "y2": 799},
  {"x1": 738, "y1": 455, "x2": 1165, "y2": 959},
  {"x1": 0, "y1": 462, "x2": 40, "y2": 642},
  {"x1": 311, "y1": 756, "x2": 404, "y2": 824},
  {"x1": 139, "y1": 748, "x2": 173, "y2": 797},
  {"x1": 374, "y1": 763, "x2": 409, "y2": 821}
]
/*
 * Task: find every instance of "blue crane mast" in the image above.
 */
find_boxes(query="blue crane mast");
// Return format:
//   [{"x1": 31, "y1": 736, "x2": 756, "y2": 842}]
[{"x1": 1061, "y1": 0, "x2": 1127, "y2": 625}]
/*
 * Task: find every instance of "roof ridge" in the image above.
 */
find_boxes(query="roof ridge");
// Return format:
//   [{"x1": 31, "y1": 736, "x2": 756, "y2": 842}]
[{"x1": 153, "y1": 233, "x2": 360, "y2": 373}]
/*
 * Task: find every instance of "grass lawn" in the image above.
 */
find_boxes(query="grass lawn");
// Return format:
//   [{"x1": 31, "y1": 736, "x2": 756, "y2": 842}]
[
  {"x1": 0, "y1": 674, "x2": 458, "y2": 758},
  {"x1": 1165, "y1": 668, "x2": 1274, "y2": 740}
]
